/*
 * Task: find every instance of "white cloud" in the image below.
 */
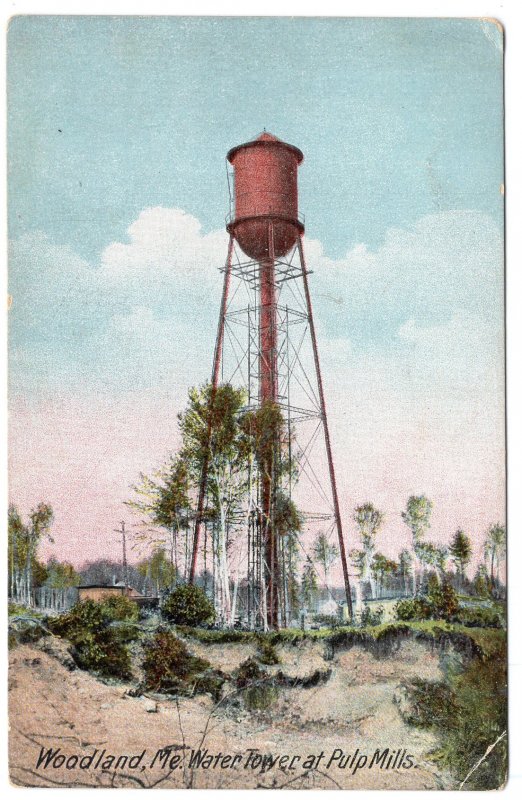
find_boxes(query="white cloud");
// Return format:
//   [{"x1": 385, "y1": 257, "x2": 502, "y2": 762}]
[
  {"x1": 100, "y1": 206, "x2": 228, "y2": 292},
  {"x1": 9, "y1": 207, "x2": 505, "y2": 566}
]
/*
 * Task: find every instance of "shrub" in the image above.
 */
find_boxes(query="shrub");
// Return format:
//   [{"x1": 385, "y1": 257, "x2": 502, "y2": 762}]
[
  {"x1": 360, "y1": 603, "x2": 385, "y2": 626},
  {"x1": 234, "y1": 658, "x2": 277, "y2": 711},
  {"x1": 395, "y1": 597, "x2": 432, "y2": 621},
  {"x1": 257, "y1": 638, "x2": 280, "y2": 665},
  {"x1": 101, "y1": 594, "x2": 139, "y2": 622},
  {"x1": 162, "y1": 585, "x2": 215, "y2": 627},
  {"x1": 313, "y1": 613, "x2": 340, "y2": 629},
  {"x1": 395, "y1": 581, "x2": 459, "y2": 623},
  {"x1": 451, "y1": 605, "x2": 503, "y2": 629},
  {"x1": 429, "y1": 581, "x2": 459, "y2": 620},
  {"x1": 235, "y1": 657, "x2": 265, "y2": 688},
  {"x1": 399, "y1": 678, "x2": 458, "y2": 728},
  {"x1": 142, "y1": 629, "x2": 210, "y2": 692},
  {"x1": 48, "y1": 600, "x2": 135, "y2": 679},
  {"x1": 398, "y1": 641, "x2": 507, "y2": 789}
]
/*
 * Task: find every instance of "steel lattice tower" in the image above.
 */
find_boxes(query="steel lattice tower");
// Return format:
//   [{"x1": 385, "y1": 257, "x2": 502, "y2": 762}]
[{"x1": 189, "y1": 132, "x2": 353, "y2": 630}]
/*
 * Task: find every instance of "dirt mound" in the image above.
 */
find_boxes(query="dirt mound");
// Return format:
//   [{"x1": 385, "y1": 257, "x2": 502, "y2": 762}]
[{"x1": 9, "y1": 632, "x2": 454, "y2": 789}]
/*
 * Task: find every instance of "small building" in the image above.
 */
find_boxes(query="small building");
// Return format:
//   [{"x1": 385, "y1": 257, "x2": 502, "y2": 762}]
[
  {"x1": 77, "y1": 583, "x2": 159, "y2": 610},
  {"x1": 78, "y1": 584, "x2": 141, "y2": 602}
]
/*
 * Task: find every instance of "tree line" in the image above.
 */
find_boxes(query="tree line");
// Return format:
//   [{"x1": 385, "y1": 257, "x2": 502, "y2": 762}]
[{"x1": 8, "y1": 382, "x2": 506, "y2": 618}]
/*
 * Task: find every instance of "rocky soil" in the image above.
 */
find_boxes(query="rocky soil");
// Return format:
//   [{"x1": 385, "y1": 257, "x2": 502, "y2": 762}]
[{"x1": 9, "y1": 633, "x2": 454, "y2": 789}]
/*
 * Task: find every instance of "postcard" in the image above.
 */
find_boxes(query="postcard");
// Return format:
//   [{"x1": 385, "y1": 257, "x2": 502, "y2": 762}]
[{"x1": 7, "y1": 15, "x2": 506, "y2": 790}]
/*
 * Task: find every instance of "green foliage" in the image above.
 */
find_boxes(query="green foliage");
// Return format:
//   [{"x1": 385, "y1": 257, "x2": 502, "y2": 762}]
[
  {"x1": 180, "y1": 383, "x2": 248, "y2": 482},
  {"x1": 138, "y1": 548, "x2": 176, "y2": 592},
  {"x1": 48, "y1": 599, "x2": 137, "y2": 679},
  {"x1": 162, "y1": 584, "x2": 215, "y2": 627},
  {"x1": 401, "y1": 495, "x2": 433, "y2": 542},
  {"x1": 313, "y1": 613, "x2": 340, "y2": 629},
  {"x1": 45, "y1": 557, "x2": 81, "y2": 588},
  {"x1": 142, "y1": 629, "x2": 211, "y2": 692},
  {"x1": 235, "y1": 657, "x2": 265, "y2": 687},
  {"x1": 273, "y1": 493, "x2": 302, "y2": 537},
  {"x1": 371, "y1": 552, "x2": 399, "y2": 588},
  {"x1": 300, "y1": 559, "x2": 318, "y2": 610},
  {"x1": 256, "y1": 638, "x2": 280, "y2": 665},
  {"x1": 313, "y1": 532, "x2": 339, "y2": 579},
  {"x1": 244, "y1": 684, "x2": 279, "y2": 711},
  {"x1": 395, "y1": 581, "x2": 458, "y2": 622},
  {"x1": 450, "y1": 604, "x2": 504, "y2": 629},
  {"x1": 101, "y1": 594, "x2": 139, "y2": 622},
  {"x1": 449, "y1": 529, "x2": 472, "y2": 578},
  {"x1": 8, "y1": 602, "x2": 37, "y2": 616},
  {"x1": 395, "y1": 597, "x2": 433, "y2": 622},
  {"x1": 359, "y1": 603, "x2": 385, "y2": 626},
  {"x1": 400, "y1": 678, "x2": 458, "y2": 728},
  {"x1": 484, "y1": 523, "x2": 506, "y2": 585},
  {"x1": 8, "y1": 503, "x2": 54, "y2": 601},
  {"x1": 428, "y1": 580, "x2": 459, "y2": 619},
  {"x1": 399, "y1": 641, "x2": 507, "y2": 789},
  {"x1": 240, "y1": 400, "x2": 286, "y2": 478}
]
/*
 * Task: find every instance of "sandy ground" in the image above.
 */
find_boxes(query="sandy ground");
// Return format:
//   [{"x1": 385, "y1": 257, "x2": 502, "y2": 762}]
[{"x1": 9, "y1": 635, "x2": 453, "y2": 789}]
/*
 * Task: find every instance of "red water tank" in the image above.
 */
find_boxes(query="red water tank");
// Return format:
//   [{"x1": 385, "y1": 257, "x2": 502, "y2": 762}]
[{"x1": 226, "y1": 132, "x2": 304, "y2": 260}]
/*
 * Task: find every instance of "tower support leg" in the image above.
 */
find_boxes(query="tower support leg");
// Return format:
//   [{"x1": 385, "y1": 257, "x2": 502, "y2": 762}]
[
  {"x1": 296, "y1": 236, "x2": 354, "y2": 621},
  {"x1": 189, "y1": 234, "x2": 234, "y2": 585}
]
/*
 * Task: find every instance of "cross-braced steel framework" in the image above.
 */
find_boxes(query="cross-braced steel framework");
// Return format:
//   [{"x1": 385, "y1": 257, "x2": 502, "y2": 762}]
[{"x1": 189, "y1": 227, "x2": 353, "y2": 629}]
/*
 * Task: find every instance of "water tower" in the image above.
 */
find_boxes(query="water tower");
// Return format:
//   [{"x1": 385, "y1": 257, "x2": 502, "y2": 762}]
[{"x1": 189, "y1": 132, "x2": 353, "y2": 629}]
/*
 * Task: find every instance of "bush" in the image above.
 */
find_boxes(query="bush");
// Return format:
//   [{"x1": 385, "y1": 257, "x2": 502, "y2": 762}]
[
  {"x1": 235, "y1": 657, "x2": 265, "y2": 688},
  {"x1": 101, "y1": 594, "x2": 139, "y2": 622},
  {"x1": 395, "y1": 597, "x2": 432, "y2": 621},
  {"x1": 399, "y1": 677, "x2": 458, "y2": 728},
  {"x1": 360, "y1": 603, "x2": 385, "y2": 626},
  {"x1": 451, "y1": 605, "x2": 503, "y2": 629},
  {"x1": 398, "y1": 641, "x2": 507, "y2": 789},
  {"x1": 429, "y1": 581, "x2": 459, "y2": 620},
  {"x1": 395, "y1": 581, "x2": 459, "y2": 623},
  {"x1": 48, "y1": 600, "x2": 135, "y2": 679},
  {"x1": 142, "y1": 629, "x2": 210, "y2": 692},
  {"x1": 234, "y1": 658, "x2": 277, "y2": 711},
  {"x1": 162, "y1": 585, "x2": 215, "y2": 627},
  {"x1": 256, "y1": 638, "x2": 280, "y2": 665},
  {"x1": 313, "y1": 613, "x2": 340, "y2": 629}
]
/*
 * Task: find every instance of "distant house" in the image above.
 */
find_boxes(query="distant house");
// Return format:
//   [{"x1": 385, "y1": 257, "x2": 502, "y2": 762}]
[{"x1": 78, "y1": 584, "x2": 138, "y2": 602}]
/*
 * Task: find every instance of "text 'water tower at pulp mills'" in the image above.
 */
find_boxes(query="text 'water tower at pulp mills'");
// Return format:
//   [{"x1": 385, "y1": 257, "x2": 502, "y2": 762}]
[{"x1": 189, "y1": 132, "x2": 353, "y2": 630}]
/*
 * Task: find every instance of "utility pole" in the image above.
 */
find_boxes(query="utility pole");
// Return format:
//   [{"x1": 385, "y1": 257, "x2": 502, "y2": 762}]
[{"x1": 114, "y1": 520, "x2": 129, "y2": 594}]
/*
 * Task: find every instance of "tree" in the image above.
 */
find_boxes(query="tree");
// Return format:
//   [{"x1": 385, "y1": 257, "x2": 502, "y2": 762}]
[
  {"x1": 137, "y1": 548, "x2": 177, "y2": 595},
  {"x1": 484, "y1": 523, "x2": 506, "y2": 585},
  {"x1": 415, "y1": 542, "x2": 448, "y2": 584},
  {"x1": 398, "y1": 549, "x2": 413, "y2": 594},
  {"x1": 46, "y1": 557, "x2": 81, "y2": 589},
  {"x1": 78, "y1": 559, "x2": 143, "y2": 590},
  {"x1": 370, "y1": 552, "x2": 399, "y2": 597},
  {"x1": 128, "y1": 456, "x2": 192, "y2": 584},
  {"x1": 312, "y1": 532, "x2": 339, "y2": 590},
  {"x1": 401, "y1": 495, "x2": 433, "y2": 592},
  {"x1": 272, "y1": 492, "x2": 302, "y2": 626},
  {"x1": 8, "y1": 503, "x2": 54, "y2": 606},
  {"x1": 353, "y1": 503, "x2": 384, "y2": 598},
  {"x1": 449, "y1": 529, "x2": 472, "y2": 587},
  {"x1": 179, "y1": 383, "x2": 250, "y2": 626},
  {"x1": 300, "y1": 559, "x2": 318, "y2": 612}
]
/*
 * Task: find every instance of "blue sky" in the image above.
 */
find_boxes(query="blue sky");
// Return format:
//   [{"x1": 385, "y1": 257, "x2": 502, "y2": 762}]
[
  {"x1": 8, "y1": 16, "x2": 505, "y2": 566},
  {"x1": 8, "y1": 16, "x2": 503, "y2": 259}
]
